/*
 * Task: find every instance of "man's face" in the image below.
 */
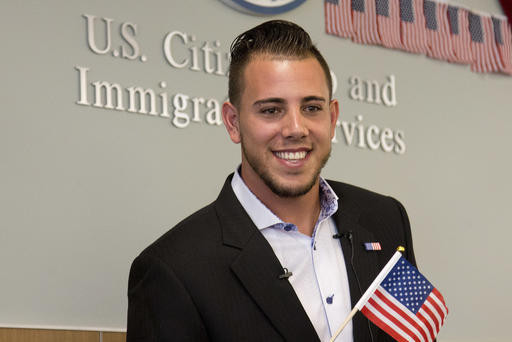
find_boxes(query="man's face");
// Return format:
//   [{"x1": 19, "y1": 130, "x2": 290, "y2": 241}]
[{"x1": 223, "y1": 56, "x2": 339, "y2": 198}]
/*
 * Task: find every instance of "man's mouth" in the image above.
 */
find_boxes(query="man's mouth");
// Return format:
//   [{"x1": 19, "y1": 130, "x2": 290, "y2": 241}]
[{"x1": 274, "y1": 151, "x2": 308, "y2": 161}]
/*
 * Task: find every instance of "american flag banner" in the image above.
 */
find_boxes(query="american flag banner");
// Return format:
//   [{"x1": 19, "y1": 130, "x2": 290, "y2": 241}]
[
  {"x1": 399, "y1": 0, "x2": 428, "y2": 54},
  {"x1": 325, "y1": 0, "x2": 355, "y2": 38},
  {"x1": 352, "y1": 0, "x2": 382, "y2": 45},
  {"x1": 424, "y1": 1, "x2": 456, "y2": 61},
  {"x1": 360, "y1": 254, "x2": 448, "y2": 342},
  {"x1": 376, "y1": 0, "x2": 403, "y2": 49},
  {"x1": 492, "y1": 17, "x2": 512, "y2": 75},
  {"x1": 469, "y1": 13, "x2": 500, "y2": 73},
  {"x1": 447, "y1": 5, "x2": 472, "y2": 64},
  {"x1": 323, "y1": 0, "x2": 512, "y2": 77}
]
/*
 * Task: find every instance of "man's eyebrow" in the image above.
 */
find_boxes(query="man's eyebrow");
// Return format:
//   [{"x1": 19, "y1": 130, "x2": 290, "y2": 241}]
[
  {"x1": 253, "y1": 96, "x2": 327, "y2": 107},
  {"x1": 253, "y1": 98, "x2": 286, "y2": 106},
  {"x1": 303, "y1": 96, "x2": 326, "y2": 103}
]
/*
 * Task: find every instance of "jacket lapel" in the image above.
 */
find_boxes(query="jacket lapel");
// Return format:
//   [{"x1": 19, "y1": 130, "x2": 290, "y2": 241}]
[
  {"x1": 331, "y1": 192, "x2": 380, "y2": 342},
  {"x1": 215, "y1": 175, "x2": 320, "y2": 341}
]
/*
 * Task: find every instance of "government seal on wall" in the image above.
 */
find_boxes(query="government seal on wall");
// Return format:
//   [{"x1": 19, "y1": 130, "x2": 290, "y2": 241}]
[{"x1": 220, "y1": 0, "x2": 306, "y2": 15}]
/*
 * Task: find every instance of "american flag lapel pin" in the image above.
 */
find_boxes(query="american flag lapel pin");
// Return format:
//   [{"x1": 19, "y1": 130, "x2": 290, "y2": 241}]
[{"x1": 364, "y1": 242, "x2": 382, "y2": 251}]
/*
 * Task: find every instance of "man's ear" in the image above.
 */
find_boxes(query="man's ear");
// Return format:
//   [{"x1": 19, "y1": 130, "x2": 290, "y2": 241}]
[
  {"x1": 222, "y1": 101, "x2": 241, "y2": 144},
  {"x1": 329, "y1": 99, "x2": 340, "y2": 139}
]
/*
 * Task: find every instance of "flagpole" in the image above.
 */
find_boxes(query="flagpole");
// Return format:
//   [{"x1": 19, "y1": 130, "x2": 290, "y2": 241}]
[
  {"x1": 329, "y1": 246, "x2": 405, "y2": 342},
  {"x1": 329, "y1": 307, "x2": 358, "y2": 342}
]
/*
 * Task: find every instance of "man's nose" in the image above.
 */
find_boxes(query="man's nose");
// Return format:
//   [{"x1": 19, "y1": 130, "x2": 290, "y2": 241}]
[{"x1": 281, "y1": 108, "x2": 308, "y2": 139}]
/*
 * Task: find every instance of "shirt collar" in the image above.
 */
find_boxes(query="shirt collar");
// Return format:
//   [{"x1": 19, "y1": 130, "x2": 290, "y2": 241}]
[
  {"x1": 318, "y1": 177, "x2": 339, "y2": 221},
  {"x1": 231, "y1": 167, "x2": 338, "y2": 231}
]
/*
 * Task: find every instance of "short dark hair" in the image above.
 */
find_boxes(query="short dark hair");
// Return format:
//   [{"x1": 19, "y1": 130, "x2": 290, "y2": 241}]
[{"x1": 228, "y1": 20, "x2": 333, "y2": 108}]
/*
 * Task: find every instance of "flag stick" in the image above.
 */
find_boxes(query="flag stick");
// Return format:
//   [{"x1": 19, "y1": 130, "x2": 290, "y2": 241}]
[
  {"x1": 329, "y1": 307, "x2": 358, "y2": 342},
  {"x1": 329, "y1": 247, "x2": 405, "y2": 342}
]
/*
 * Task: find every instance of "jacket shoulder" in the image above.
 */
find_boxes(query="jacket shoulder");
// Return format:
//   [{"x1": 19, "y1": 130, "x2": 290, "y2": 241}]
[{"x1": 138, "y1": 201, "x2": 221, "y2": 260}]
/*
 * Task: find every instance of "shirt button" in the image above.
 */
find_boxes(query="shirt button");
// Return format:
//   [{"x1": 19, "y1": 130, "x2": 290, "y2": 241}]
[
  {"x1": 326, "y1": 294, "x2": 334, "y2": 304},
  {"x1": 284, "y1": 224, "x2": 293, "y2": 231}
]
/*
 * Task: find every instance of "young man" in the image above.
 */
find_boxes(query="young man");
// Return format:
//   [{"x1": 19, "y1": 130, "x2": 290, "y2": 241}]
[{"x1": 127, "y1": 20, "x2": 415, "y2": 342}]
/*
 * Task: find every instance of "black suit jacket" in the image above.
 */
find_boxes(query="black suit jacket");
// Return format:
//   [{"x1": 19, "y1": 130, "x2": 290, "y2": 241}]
[{"x1": 127, "y1": 175, "x2": 416, "y2": 342}]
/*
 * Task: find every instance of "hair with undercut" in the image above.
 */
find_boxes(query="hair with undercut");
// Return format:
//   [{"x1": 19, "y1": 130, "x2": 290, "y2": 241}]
[{"x1": 228, "y1": 20, "x2": 333, "y2": 108}]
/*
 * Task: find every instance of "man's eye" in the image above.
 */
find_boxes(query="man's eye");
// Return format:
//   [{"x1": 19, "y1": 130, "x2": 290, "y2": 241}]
[
  {"x1": 304, "y1": 105, "x2": 321, "y2": 112},
  {"x1": 261, "y1": 107, "x2": 280, "y2": 115}
]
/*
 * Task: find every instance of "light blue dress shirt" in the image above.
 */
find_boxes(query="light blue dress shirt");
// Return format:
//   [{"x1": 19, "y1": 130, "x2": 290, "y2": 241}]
[{"x1": 231, "y1": 170, "x2": 354, "y2": 342}]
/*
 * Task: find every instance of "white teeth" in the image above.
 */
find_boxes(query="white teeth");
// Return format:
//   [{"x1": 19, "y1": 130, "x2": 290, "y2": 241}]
[{"x1": 275, "y1": 151, "x2": 307, "y2": 160}]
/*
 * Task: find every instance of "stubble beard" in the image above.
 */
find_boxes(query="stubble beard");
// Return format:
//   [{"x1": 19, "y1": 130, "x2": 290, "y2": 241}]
[{"x1": 240, "y1": 138, "x2": 331, "y2": 198}]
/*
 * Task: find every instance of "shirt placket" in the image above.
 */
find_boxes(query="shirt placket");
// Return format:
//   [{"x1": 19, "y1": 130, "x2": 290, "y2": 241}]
[{"x1": 312, "y1": 217, "x2": 346, "y2": 338}]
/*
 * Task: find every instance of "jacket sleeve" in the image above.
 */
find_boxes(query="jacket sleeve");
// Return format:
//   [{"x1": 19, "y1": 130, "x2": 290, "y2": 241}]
[{"x1": 127, "y1": 252, "x2": 209, "y2": 342}]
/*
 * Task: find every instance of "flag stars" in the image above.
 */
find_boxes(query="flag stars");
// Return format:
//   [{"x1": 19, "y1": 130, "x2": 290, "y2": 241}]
[{"x1": 380, "y1": 257, "x2": 437, "y2": 314}]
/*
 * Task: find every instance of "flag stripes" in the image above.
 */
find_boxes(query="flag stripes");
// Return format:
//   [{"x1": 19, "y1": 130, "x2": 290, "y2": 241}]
[
  {"x1": 377, "y1": 0, "x2": 403, "y2": 49},
  {"x1": 352, "y1": 0, "x2": 382, "y2": 44},
  {"x1": 431, "y1": 288, "x2": 449, "y2": 319},
  {"x1": 485, "y1": 16, "x2": 507, "y2": 72},
  {"x1": 367, "y1": 294, "x2": 428, "y2": 342},
  {"x1": 470, "y1": 13, "x2": 499, "y2": 72},
  {"x1": 425, "y1": 1, "x2": 456, "y2": 61},
  {"x1": 400, "y1": 0, "x2": 428, "y2": 54},
  {"x1": 448, "y1": 6, "x2": 472, "y2": 64},
  {"x1": 493, "y1": 17, "x2": 512, "y2": 73},
  {"x1": 418, "y1": 306, "x2": 437, "y2": 337},
  {"x1": 423, "y1": 301, "x2": 441, "y2": 332},
  {"x1": 362, "y1": 302, "x2": 415, "y2": 342},
  {"x1": 325, "y1": 0, "x2": 354, "y2": 38}
]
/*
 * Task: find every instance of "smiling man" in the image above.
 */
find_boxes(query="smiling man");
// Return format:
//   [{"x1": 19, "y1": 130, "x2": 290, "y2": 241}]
[
  {"x1": 127, "y1": 20, "x2": 416, "y2": 342},
  {"x1": 223, "y1": 55, "x2": 337, "y2": 236}
]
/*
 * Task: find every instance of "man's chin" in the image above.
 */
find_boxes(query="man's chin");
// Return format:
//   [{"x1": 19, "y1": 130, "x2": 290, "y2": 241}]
[{"x1": 264, "y1": 178, "x2": 317, "y2": 198}]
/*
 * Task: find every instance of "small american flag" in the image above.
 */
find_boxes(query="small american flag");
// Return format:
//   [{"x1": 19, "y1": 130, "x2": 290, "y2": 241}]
[
  {"x1": 424, "y1": 1, "x2": 456, "y2": 61},
  {"x1": 352, "y1": 0, "x2": 382, "y2": 45},
  {"x1": 364, "y1": 242, "x2": 382, "y2": 251},
  {"x1": 469, "y1": 13, "x2": 500, "y2": 73},
  {"x1": 399, "y1": 0, "x2": 428, "y2": 54},
  {"x1": 325, "y1": 0, "x2": 354, "y2": 38},
  {"x1": 376, "y1": 0, "x2": 403, "y2": 49},
  {"x1": 492, "y1": 17, "x2": 512, "y2": 75},
  {"x1": 447, "y1": 5, "x2": 472, "y2": 64},
  {"x1": 360, "y1": 254, "x2": 448, "y2": 342}
]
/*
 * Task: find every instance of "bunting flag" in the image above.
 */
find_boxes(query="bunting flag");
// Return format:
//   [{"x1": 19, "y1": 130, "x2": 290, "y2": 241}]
[
  {"x1": 469, "y1": 13, "x2": 500, "y2": 73},
  {"x1": 424, "y1": 1, "x2": 457, "y2": 61},
  {"x1": 325, "y1": 0, "x2": 355, "y2": 38},
  {"x1": 447, "y1": 5, "x2": 472, "y2": 64},
  {"x1": 399, "y1": 0, "x2": 429, "y2": 54},
  {"x1": 376, "y1": 0, "x2": 403, "y2": 49},
  {"x1": 352, "y1": 0, "x2": 382, "y2": 45},
  {"x1": 492, "y1": 17, "x2": 512, "y2": 74},
  {"x1": 324, "y1": 0, "x2": 512, "y2": 76}
]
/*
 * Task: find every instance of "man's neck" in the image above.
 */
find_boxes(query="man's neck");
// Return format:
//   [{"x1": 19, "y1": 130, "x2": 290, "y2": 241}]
[
  {"x1": 241, "y1": 174, "x2": 321, "y2": 237},
  {"x1": 270, "y1": 187, "x2": 321, "y2": 237}
]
